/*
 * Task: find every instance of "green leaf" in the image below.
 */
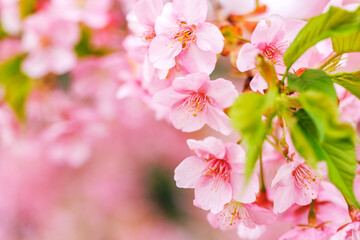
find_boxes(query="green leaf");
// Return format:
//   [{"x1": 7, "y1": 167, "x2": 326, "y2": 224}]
[
  {"x1": 288, "y1": 69, "x2": 337, "y2": 102},
  {"x1": 332, "y1": 31, "x2": 360, "y2": 53},
  {"x1": 75, "y1": 26, "x2": 110, "y2": 57},
  {"x1": 19, "y1": 0, "x2": 36, "y2": 18},
  {"x1": 229, "y1": 88, "x2": 277, "y2": 179},
  {"x1": 283, "y1": 99, "x2": 360, "y2": 208},
  {"x1": 299, "y1": 91, "x2": 338, "y2": 141},
  {"x1": 331, "y1": 71, "x2": 360, "y2": 99},
  {"x1": 283, "y1": 109, "x2": 327, "y2": 166},
  {"x1": 0, "y1": 56, "x2": 32, "y2": 120},
  {"x1": 284, "y1": 6, "x2": 360, "y2": 68}
]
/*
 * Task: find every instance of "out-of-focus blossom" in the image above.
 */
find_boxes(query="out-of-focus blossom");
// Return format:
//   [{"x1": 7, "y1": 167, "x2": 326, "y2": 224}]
[
  {"x1": 271, "y1": 159, "x2": 322, "y2": 213},
  {"x1": 149, "y1": 0, "x2": 224, "y2": 74},
  {"x1": 280, "y1": 225, "x2": 336, "y2": 240},
  {"x1": 21, "y1": 10, "x2": 80, "y2": 78},
  {"x1": 153, "y1": 72, "x2": 237, "y2": 134},
  {"x1": 0, "y1": 0, "x2": 21, "y2": 35},
  {"x1": 0, "y1": 103, "x2": 18, "y2": 148},
  {"x1": 50, "y1": 0, "x2": 112, "y2": 29},
  {"x1": 174, "y1": 137, "x2": 259, "y2": 213}
]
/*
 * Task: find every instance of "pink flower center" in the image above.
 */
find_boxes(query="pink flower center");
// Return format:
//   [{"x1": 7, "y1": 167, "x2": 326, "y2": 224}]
[
  {"x1": 40, "y1": 36, "x2": 52, "y2": 48},
  {"x1": 293, "y1": 164, "x2": 320, "y2": 193},
  {"x1": 202, "y1": 158, "x2": 231, "y2": 189},
  {"x1": 178, "y1": 92, "x2": 209, "y2": 117},
  {"x1": 173, "y1": 21, "x2": 197, "y2": 49},
  {"x1": 143, "y1": 27, "x2": 156, "y2": 41},
  {"x1": 76, "y1": 0, "x2": 87, "y2": 8},
  {"x1": 262, "y1": 42, "x2": 289, "y2": 66}
]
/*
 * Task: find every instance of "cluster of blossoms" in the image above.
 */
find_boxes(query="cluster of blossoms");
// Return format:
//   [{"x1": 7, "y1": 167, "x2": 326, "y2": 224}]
[
  {"x1": 124, "y1": 0, "x2": 360, "y2": 239},
  {"x1": 0, "y1": 0, "x2": 359, "y2": 239}
]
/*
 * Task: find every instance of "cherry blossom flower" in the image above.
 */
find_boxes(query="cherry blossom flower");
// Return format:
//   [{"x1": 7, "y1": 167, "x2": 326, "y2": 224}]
[
  {"x1": 280, "y1": 225, "x2": 336, "y2": 240},
  {"x1": 149, "y1": 0, "x2": 224, "y2": 74},
  {"x1": 174, "y1": 137, "x2": 259, "y2": 213},
  {"x1": 153, "y1": 72, "x2": 238, "y2": 134},
  {"x1": 207, "y1": 200, "x2": 276, "y2": 230},
  {"x1": 21, "y1": 11, "x2": 80, "y2": 78},
  {"x1": 50, "y1": 0, "x2": 112, "y2": 29},
  {"x1": 0, "y1": 0, "x2": 21, "y2": 35},
  {"x1": 127, "y1": 0, "x2": 163, "y2": 45},
  {"x1": 271, "y1": 159, "x2": 322, "y2": 213},
  {"x1": 236, "y1": 15, "x2": 306, "y2": 93},
  {"x1": 331, "y1": 221, "x2": 360, "y2": 240},
  {"x1": 280, "y1": 181, "x2": 350, "y2": 225}
]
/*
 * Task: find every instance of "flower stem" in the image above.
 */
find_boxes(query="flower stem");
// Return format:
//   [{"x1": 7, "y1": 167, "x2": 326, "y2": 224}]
[{"x1": 308, "y1": 200, "x2": 317, "y2": 226}]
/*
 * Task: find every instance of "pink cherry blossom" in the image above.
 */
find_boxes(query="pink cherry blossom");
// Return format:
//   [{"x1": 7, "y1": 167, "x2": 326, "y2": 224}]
[
  {"x1": 21, "y1": 10, "x2": 80, "y2": 78},
  {"x1": 236, "y1": 15, "x2": 305, "y2": 93},
  {"x1": 149, "y1": 0, "x2": 224, "y2": 74},
  {"x1": 153, "y1": 72, "x2": 238, "y2": 134},
  {"x1": 174, "y1": 137, "x2": 259, "y2": 213},
  {"x1": 271, "y1": 159, "x2": 322, "y2": 213},
  {"x1": 50, "y1": 0, "x2": 112, "y2": 29},
  {"x1": 280, "y1": 225, "x2": 336, "y2": 240},
  {"x1": 0, "y1": 0, "x2": 21, "y2": 35},
  {"x1": 280, "y1": 181, "x2": 350, "y2": 225},
  {"x1": 127, "y1": 0, "x2": 163, "y2": 45},
  {"x1": 331, "y1": 221, "x2": 360, "y2": 240},
  {"x1": 207, "y1": 200, "x2": 276, "y2": 230}
]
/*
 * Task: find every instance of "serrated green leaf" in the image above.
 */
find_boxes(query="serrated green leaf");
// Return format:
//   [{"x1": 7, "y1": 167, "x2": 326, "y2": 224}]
[
  {"x1": 299, "y1": 91, "x2": 338, "y2": 141},
  {"x1": 283, "y1": 109, "x2": 327, "y2": 166},
  {"x1": 284, "y1": 6, "x2": 360, "y2": 69},
  {"x1": 288, "y1": 69, "x2": 337, "y2": 102},
  {"x1": 331, "y1": 71, "x2": 360, "y2": 99},
  {"x1": 229, "y1": 88, "x2": 277, "y2": 179},
  {"x1": 332, "y1": 31, "x2": 360, "y2": 53},
  {"x1": 0, "y1": 56, "x2": 32, "y2": 120}
]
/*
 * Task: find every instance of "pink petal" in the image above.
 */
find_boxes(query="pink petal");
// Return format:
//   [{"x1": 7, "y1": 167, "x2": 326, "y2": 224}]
[
  {"x1": 187, "y1": 137, "x2": 226, "y2": 159},
  {"x1": 174, "y1": 156, "x2": 206, "y2": 188},
  {"x1": 50, "y1": 48, "x2": 77, "y2": 75},
  {"x1": 225, "y1": 143, "x2": 246, "y2": 172},
  {"x1": 236, "y1": 43, "x2": 260, "y2": 72},
  {"x1": 296, "y1": 186, "x2": 316, "y2": 206},
  {"x1": 249, "y1": 73, "x2": 268, "y2": 94},
  {"x1": 22, "y1": 51, "x2": 48, "y2": 78},
  {"x1": 273, "y1": 185, "x2": 297, "y2": 213},
  {"x1": 154, "y1": 3, "x2": 179, "y2": 35},
  {"x1": 232, "y1": 173, "x2": 259, "y2": 203},
  {"x1": 149, "y1": 35, "x2": 182, "y2": 70},
  {"x1": 134, "y1": 0, "x2": 163, "y2": 26},
  {"x1": 205, "y1": 105, "x2": 232, "y2": 135},
  {"x1": 244, "y1": 204, "x2": 276, "y2": 225},
  {"x1": 237, "y1": 224, "x2": 266, "y2": 239},
  {"x1": 195, "y1": 179, "x2": 232, "y2": 213},
  {"x1": 179, "y1": 44, "x2": 217, "y2": 74},
  {"x1": 173, "y1": 0, "x2": 207, "y2": 25},
  {"x1": 172, "y1": 72, "x2": 210, "y2": 93},
  {"x1": 169, "y1": 105, "x2": 206, "y2": 132},
  {"x1": 207, "y1": 78, "x2": 238, "y2": 108},
  {"x1": 271, "y1": 162, "x2": 295, "y2": 188},
  {"x1": 251, "y1": 15, "x2": 286, "y2": 45},
  {"x1": 153, "y1": 88, "x2": 187, "y2": 107},
  {"x1": 196, "y1": 22, "x2": 224, "y2": 54}
]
